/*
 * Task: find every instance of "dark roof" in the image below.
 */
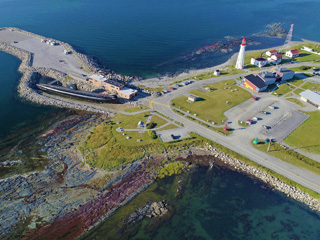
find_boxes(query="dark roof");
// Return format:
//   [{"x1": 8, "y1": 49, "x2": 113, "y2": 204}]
[
  {"x1": 245, "y1": 74, "x2": 267, "y2": 89},
  {"x1": 277, "y1": 67, "x2": 294, "y2": 74},
  {"x1": 255, "y1": 58, "x2": 266, "y2": 62},
  {"x1": 259, "y1": 71, "x2": 277, "y2": 81},
  {"x1": 104, "y1": 80, "x2": 123, "y2": 87}
]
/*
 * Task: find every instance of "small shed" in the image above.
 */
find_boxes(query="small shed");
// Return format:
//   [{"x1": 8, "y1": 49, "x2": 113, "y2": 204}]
[
  {"x1": 214, "y1": 70, "x2": 220, "y2": 76},
  {"x1": 188, "y1": 95, "x2": 199, "y2": 103},
  {"x1": 137, "y1": 121, "x2": 144, "y2": 127}
]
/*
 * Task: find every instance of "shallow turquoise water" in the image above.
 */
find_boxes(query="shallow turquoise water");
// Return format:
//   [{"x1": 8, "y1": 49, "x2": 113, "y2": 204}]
[{"x1": 87, "y1": 166, "x2": 320, "y2": 240}]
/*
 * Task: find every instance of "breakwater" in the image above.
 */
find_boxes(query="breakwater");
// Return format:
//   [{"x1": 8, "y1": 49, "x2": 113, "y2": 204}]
[{"x1": 0, "y1": 27, "x2": 132, "y2": 113}]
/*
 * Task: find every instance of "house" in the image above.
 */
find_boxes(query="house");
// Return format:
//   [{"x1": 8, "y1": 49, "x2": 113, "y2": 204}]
[
  {"x1": 275, "y1": 67, "x2": 295, "y2": 81},
  {"x1": 244, "y1": 74, "x2": 267, "y2": 92},
  {"x1": 300, "y1": 90, "x2": 320, "y2": 110},
  {"x1": 188, "y1": 95, "x2": 199, "y2": 103},
  {"x1": 103, "y1": 80, "x2": 124, "y2": 93},
  {"x1": 258, "y1": 71, "x2": 277, "y2": 85},
  {"x1": 250, "y1": 57, "x2": 268, "y2": 68},
  {"x1": 89, "y1": 74, "x2": 106, "y2": 88},
  {"x1": 268, "y1": 54, "x2": 282, "y2": 64},
  {"x1": 118, "y1": 87, "x2": 138, "y2": 99},
  {"x1": 286, "y1": 49, "x2": 299, "y2": 58},
  {"x1": 266, "y1": 50, "x2": 278, "y2": 56},
  {"x1": 214, "y1": 70, "x2": 220, "y2": 76}
]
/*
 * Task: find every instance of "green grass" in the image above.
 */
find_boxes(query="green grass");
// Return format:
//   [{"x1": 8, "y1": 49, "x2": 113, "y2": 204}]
[
  {"x1": 289, "y1": 66, "x2": 312, "y2": 72},
  {"x1": 137, "y1": 84, "x2": 164, "y2": 93},
  {"x1": 293, "y1": 88, "x2": 304, "y2": 95},
  {"x1": 286, "y1": 98, "x2": 306, "y2": 107},
  {"x1": 301, "y1": 82, "x2": 320, "y2": 91},
  {"x1": 244, "y1": 50, "x2": 266, "y2": 65},
  {"x1": 284, "y1": 111, "x2": 320, "y2": 154},
  {"x1": 287, "y1": 76, "x2": 305, "y2": 87},
  {"x1": 171, "y1": 79, "x2": 251, "y2": 124},
  {"x1": 289, "y1": 43, "x2": 320, "y2": 62},
  {"x1": 111, "y1": 112, "x2": 150, "y2": 129},
  {"x1": 285, "y1": 92, "x2": 294, "y2": 98},
  {"x1": 123, "y1": 106, "x2": 148, "y2": 113},
  {"x1": 157, "y1": 124, "x2": 178, "y2": 131},
  {"x1": 272, "y1": 83, "x2": 295, "y2": 97},
  {"x1": 253, "y1": 141, "x2": 320, "y2": 176},
  {"x1": 156, "y1": 161, "x2": 185, "y2": 179},
  {"x1": 149, "y1": 114, "x2": 169, "y2": 129}
]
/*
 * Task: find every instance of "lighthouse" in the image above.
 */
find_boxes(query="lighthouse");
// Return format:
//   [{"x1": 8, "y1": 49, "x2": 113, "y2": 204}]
[{"x1": 235, "y1": 37, "x2": 246, "y2": 70}]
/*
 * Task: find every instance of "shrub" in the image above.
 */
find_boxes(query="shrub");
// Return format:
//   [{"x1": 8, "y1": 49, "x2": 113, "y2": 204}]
[{"x1": 147, "y1": 130, "x2": 157, "y2": 139}]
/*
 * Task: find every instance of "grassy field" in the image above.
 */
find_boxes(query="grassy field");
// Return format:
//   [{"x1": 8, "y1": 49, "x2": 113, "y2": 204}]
[
  {"x1": 123, "y1": 106, "x2": 149, "y2": 113},
  {"x1": 287, "y1": 76, "x2": 305, "y2": 87},
  {"x1": 284, "y1": 111, "x2": 320, "y2": 154},
  {"x1": 289, "y1": 66, "x2": 312, "y2": 72},
  {"x1": 286, "y1": 98, "x2": 306, "y2": 107},
  {"x1": 301, "y1": 82, "x2": 320, "y2": 91},
  {"x1": 171, "y1": 79, "x2": 251, "y2": 123},
  {"x1": 157, "y1": 123, "x2": 178, "y2": 131},
  {"x1": 289, "y1": 43, "x2": 320, "y2": 62},
  {"x1": 293, "y1": 88, "x2": 304, "y2": 95},
  {"x1": 253, "y1": 140, "x2": 320, "y2": 176},
  {"x1": 149, "y1": 114, "x2": 169, "y2": 129},
  {"x1": 285, "y1": 92, "x2": 293, "y2": 97},
  {"x1": 111, "y1": 112, "x2": 151, "y2": 129},
  {"x1": 137, "y1": 84, "x2": 164, "y2": 93},
  {"x1": 244, "y1": 50, "x2": 266, "y2": 65},
  {"x1": 272, "y1": 83, "x2": 295, "y2": 97}
]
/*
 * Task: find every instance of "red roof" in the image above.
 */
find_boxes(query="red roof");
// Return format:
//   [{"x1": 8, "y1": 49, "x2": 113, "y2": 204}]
[
  {"x1": 290, "y1": 49, "x2": 299, "y2": 54},
  {"x1": 215, "y1": 69, "x2": 220, "y2": 72},
  {"x1": 274, "y1": 54, "x2": 282, "y2": 58},
  {"x1": 241, "y1": 37, "x2": 246, "y2": 46},
  {"x1": 269, "y1": 50, "x2": 278, "y2": 53}
]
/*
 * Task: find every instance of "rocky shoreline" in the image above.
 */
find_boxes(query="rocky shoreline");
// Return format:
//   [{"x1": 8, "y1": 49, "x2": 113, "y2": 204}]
[{"x1": 204, "y1": 143, "x2": 320, "y2": 212}]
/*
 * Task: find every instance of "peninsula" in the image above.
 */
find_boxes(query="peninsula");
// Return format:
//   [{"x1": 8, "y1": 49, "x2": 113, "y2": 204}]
[{"x1": 1, "y1": 27, "x2": 320, "y2": 239}]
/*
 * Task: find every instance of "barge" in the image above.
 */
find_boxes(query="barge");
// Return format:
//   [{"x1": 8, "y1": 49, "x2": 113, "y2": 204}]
[{"x1": 36, "y1": 84, "x2": 118, "y2": 103}]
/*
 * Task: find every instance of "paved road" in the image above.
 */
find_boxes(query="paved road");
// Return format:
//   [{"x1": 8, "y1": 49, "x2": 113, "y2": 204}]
[{"x1": 141, "y1": 70, "x2": 320, "y2": 193}]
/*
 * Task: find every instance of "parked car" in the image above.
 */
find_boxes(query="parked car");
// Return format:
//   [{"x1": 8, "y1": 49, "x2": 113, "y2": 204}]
[
  {"x1": 262, "y1": 125, "x2": 270, "y2": 129},
  {"x1": 262, "y1": 111, "x2": 269, "y2": 115},
  {"x1": 251, "y1": 96, "x2": 258, "y2": 101}
]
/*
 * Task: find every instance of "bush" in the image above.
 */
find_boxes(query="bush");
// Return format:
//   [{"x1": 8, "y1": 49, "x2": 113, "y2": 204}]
[
  {"x1": 147, "y1": 130, "x2": 157, "y2": 139},
  {"x1": 146, "y1": 122, "x2": 156, "y2": 129},
  {"x1": 157, "y1": 161, "x2": 185, "y2": 179}
]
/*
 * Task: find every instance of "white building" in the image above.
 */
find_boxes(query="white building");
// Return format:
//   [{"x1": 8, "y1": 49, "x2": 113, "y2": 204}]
[
  {"x1": 266, "y1": 50, "x2": 278, "y2": 56},
  {"x1": 268, "y1": 54, "x2": 282, "y2": 64},
  {"x1": 300, "y1": 90, "x2": 320, "y2": 110},
  {"x1": 214, "y1": 70, "x2": 220, "y2": 76},
  {"x1": 250, "y1": 57, "x2": 267, "y2": 68},
  {"x1": 286, "y1": 49, "x2": 299, "y2": 58}
]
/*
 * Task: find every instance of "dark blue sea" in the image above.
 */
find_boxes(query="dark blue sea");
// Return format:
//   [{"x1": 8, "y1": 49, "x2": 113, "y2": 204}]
[{"x1": 1, "y1": 0, "x2": 320, "y2": 238}]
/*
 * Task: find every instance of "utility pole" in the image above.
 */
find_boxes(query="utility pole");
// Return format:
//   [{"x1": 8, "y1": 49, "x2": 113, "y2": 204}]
[{"x1": 267, "y1": 137, "x2": 272, "y2": 152}]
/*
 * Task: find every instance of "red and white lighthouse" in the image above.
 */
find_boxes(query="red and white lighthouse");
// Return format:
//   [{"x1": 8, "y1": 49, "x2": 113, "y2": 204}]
[{"x1": 235, "y1": 37, "x2": 246, "y2": 70}]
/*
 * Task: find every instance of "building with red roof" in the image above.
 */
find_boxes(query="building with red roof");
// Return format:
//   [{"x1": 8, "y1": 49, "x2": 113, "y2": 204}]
[{"x1": 286, "y1": 49, "x2": 299, "y2": 58}]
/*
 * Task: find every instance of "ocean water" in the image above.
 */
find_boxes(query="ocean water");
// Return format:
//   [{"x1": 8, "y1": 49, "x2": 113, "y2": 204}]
[
  {"x1": 1, "y1": 0, "x2": 320, "y2": 238},
  {"x1": 86, "y1": 166, "x2": 320, "y2": 240}
]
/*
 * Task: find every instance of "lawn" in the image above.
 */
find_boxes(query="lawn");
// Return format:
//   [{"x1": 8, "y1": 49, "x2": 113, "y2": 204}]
[
  {"x1": 253, "y1": 141, "x2": 320, "y2": 176},
  {"x1": 301, "y1": 82, "x2": 320, "y2": 91},
  {"x1": 289, "y1": 66, "x2": 312, "y2": 72},
  {"x1": 149, "y1": 114, "x2": 169, "y2": 129},
  {"x1": 284, "y1": 111, "x2": 320, "y2": 154},
  {"x1": 111, "y1": 112, "x2": 150, "y2": 129},
  {"x1": 171, "y1": 79, "x2": 252, "y2": 123},
  {"x1": 157, "y1": 123, "x2": 178, "y2": 131},
  {"x1": 183, "y1": 65, "x2": 245, "y2": 81},
  {"x1": 272, "y1": 83, "x2": 295, "y2": 97},
  {"x1": 289, "y1": 43, "x2": 320, "y2": 62},
  {"x1": 123, "y1": 105, "x2": 149, "y2": 113},
  {"x1": 287, "y1": 76, "x2": 305, "y2": 87},
  {"x1": 244, "y1": 50, "x2": 266, "y2": 65},
  {"x1": 137, "y1": 84, "x2": 164, "y2": 93},
  {"x1": 293, "y1": 88, "x2": 304, "y2": 95},
  {"x1": 286, "y1": 98, "x2": 306, "y2": 107}
]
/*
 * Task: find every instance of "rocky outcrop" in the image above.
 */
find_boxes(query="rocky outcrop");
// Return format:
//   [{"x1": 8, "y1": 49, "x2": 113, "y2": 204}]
[
  {"x1": 254, "y1": 23, "x2": 287, "y2": 38},
  {"x1": 125, "y1": 200, "x2": 169, "y2": 226}
]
